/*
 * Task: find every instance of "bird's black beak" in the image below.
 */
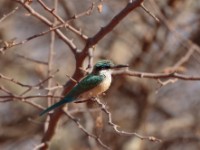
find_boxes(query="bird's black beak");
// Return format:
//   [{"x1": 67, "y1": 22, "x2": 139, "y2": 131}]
[{"x1": 111, "y1": 64, "x2": 129, "y2": 69}]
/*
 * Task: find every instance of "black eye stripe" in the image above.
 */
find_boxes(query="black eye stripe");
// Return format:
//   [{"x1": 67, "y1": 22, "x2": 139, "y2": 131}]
[{"x1": 96, "y1": 65, "x2": 110, "y2": 70}]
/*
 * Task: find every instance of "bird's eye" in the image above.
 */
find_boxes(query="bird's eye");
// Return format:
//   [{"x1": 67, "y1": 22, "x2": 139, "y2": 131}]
[
  {"x1": 95, "y1": 65, "x2": 109, "y2": 70},
  {"x1": 96, "y1": 66, "x2": 102, "y2": 70},
  {"x1": 101, "y1": 65, "x2": 111, "y2": 70},
  {"x1": 104, "y1": 65, "x2": 110, "y2": 69}
]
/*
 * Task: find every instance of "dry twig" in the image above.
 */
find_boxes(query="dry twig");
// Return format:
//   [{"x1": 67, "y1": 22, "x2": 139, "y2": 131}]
[{"x1": 94, "y1": 98, "x2": 162, "y2": 142}]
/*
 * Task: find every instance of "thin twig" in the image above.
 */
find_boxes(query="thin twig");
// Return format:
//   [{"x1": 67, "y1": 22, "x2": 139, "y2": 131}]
[
  {"x1": 36, "y1": 0, "x2": 91, "y2": 40},
  {"x1": 170, "y1": 45, "x2": 195, "y2": 72},
  {"x1": 140, "y1": 3, "x2": 159, "y2": 22},
  {"x1": 20, "y1": 69, "x2": 59, "y2": 96},
  {"x1": 0, "y1": 95, "x2": 63, "y2": 101},
  {"x1": 137, "y1": 71, "x2": 200, "y2": 80},
  {"x1": 46, "y1": 0, "x2": 57, "y2": 114},
  {"x1": 94, "y1": 98, "x2": 161, "y2": 142},
  {"x1": 114, "y1": 70, "x2": 200, "y2": 81},
  {"x1": 0, "y1": 86, "x2": 13, "y2": 95},
  {"x1": 150, "y1": 0, "x2": 200, "y2": 54},
  {"x1": 80, "y1": 0, "x2": 144, "y2": 57},
  {"x1": 0, "y1": 94, "x2": 62, "y2": 110},
  {"x1": 0, "y1": 70, "x2": 58, "y2": 91},
  {"x1": 66, "y1": 74, "x2": 78, "y2": 84},
  {"x1": 13, "y1": 0, "x2": 77, "y2": 53},
  {"x1": 86, "y1": 47, "x2": 95, "y2": 70},
  {"x1": 0, "y1": 73, "x2": 34, "y2": 88},
  {"x1": 33, "y1": 143, "x2": 45, "y2": 150},
  {"x1": 64, "y1": 110, "x2": 111, "y2": 150},
  {"x1": 0, "y1": 1, "x2": 95, "y2": 53},
  {"x1": 0, "y1": 7, "x2": 19, "y2": 23},
  {"x1": 16, "y1": 54, "x2": 48, "y2": 65}
]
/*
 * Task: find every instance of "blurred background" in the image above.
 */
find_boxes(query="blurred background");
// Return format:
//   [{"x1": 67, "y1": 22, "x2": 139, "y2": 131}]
[{"x1": 0, "y1": 0, "x2": 200, "y2": 150}]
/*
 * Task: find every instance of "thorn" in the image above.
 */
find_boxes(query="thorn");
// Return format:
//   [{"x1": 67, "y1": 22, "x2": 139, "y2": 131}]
[
  {"x1": 66, "y1": 74, "x2": 78, "y2": 83},
  {"x1": 51, "y1": 8, "x2": 55, "y2": 13}
]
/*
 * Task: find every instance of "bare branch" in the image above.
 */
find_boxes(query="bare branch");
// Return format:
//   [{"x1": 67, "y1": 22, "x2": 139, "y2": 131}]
[
  {"x1": 140, "y1": 3, "x2": 159, "y2": 22},
  {"x1": 119, "y1": 70, "x2": 200, "y2": 81},
  {"x1": 0, "y1": 7, "x2": 19, "y2": 23},
  {"x1": 64, "y1": 110, "x2": 111, "y2": 150},
  {"x1": 94, "y1": 98, "x2": 161, "y2": 142},
  {"x1": 16, "y1": 54, "x2": 48, "y2": 65},
  {"x1": 14, "y1": 0, "x2": 77, "y2": 53},
  {"x1": 80, "y1": 0, "x2": 144, "y2": 57},
  {"x1": 36, "y1": 0, "x2": 91, "y2": 40},
  {"x1": 33, "y1": 143, "x2": 45, "y2": 150}
]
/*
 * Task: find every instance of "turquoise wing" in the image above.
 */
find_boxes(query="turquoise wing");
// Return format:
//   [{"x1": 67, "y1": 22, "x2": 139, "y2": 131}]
[
  {"x1": 67, "y1": 74, "x2": 105, "y2": 98},
  {"x1": 39, "y1": 96, "x2": 75, "y2": 116},
  {"x1": 39, "y1": 74, "x2": 104, "y2": 116}
]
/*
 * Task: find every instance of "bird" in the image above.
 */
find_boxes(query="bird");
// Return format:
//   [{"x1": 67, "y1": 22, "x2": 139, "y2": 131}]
[{"x1": 40, "y1": 60, "x2": 128, "y2": 116}]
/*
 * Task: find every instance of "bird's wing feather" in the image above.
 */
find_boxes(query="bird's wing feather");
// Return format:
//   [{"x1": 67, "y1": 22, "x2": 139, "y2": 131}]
[
  {"x1": 39, "y1": 97, "x2": 75, "y2": 116},
  {"x1": 39, "y1": 74, "x2": 104, "y2": 116},
  {"x1": 67, "y1": 74, "x2": 104, "y2": 98}
]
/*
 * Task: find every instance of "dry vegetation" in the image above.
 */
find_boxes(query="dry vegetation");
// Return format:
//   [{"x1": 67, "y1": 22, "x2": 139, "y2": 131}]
[{"x1": 0, "y1": 0, "x2": 200, "y2": 150}]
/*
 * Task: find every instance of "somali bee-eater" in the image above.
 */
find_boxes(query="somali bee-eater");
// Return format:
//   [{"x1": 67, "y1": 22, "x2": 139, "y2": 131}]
[{"x1": 40, "y1": 60, "x2": 128, "y2": 116}]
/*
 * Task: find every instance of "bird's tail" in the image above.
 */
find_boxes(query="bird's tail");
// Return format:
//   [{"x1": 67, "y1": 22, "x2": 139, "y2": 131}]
[{"x1": 39, "y1": 96, "x2": 75, "y2": 116}]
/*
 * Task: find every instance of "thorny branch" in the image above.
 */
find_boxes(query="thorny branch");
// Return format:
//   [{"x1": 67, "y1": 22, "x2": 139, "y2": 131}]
[
  {"x1": 64, "y1": 110, "x2": 111, "y2": 150},
  {"x1": 0, "y1": 70, "x2": 59, "y2": 91},
  {"x1": 94, "y1": 98, "x2": 162, "y2": 142},
  {"x1": 118, "y1": 70, "x2": 200, "y2": 81}
]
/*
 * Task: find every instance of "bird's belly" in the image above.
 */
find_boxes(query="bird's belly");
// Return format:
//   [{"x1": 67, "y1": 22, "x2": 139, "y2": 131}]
[{"x1": 79, "y1": 78, "x2": 111, "y2": 99}]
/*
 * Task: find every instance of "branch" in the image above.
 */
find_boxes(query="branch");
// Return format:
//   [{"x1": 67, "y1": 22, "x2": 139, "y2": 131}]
[
  {"x1": 16, "y1": 54, "x2": 48, "y2": 65},
  {"x1": 0, "y1": 73, "x2": 35, "y2": 88},
  {"x1": 150, "y1": 0, "x2": 200, "y2": 54},
  {"x1": 36, "y1": 0, "x2": 92, "y2": 41},
  {"x1": 0, "y1": 7, "x2": 19, "y2": 23},
  {"x1": 80, "y1": 0, "x2": 144, "y2": 57},
  {"x1": 33, "y1": 143, "x2": 45, "y2": 150},
  {"x1": 94, "y1": 98, "x2": 161, "y2": 142},
  {"x1": 13, "y1": 0, "x2": 77, "y2": 53},
  {"x1": 1, "y1": 0, "x2": 95, "y2": 53},
  {"x1": 169, "y1": 45, "x2": 196, "y2": 73},
  {"x1": 64, "y1": 110, "x2": 111, "y2": 150},
  {"x1": 0, "y1": 95, "x2": 63, "y2": 101},
  {"x1": 118, "y1": 70, "x2": 200, "y2": 81},
  {"x1": 0, "y1": 72, "x2": 55, "y2": 90},
  {"x1": 0, "y1": 94, "x2": 63, "y2": 110}
]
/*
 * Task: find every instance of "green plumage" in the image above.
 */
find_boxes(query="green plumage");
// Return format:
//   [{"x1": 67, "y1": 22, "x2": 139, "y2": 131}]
[
  {"x1": 67, "y1": 74, "x2": 105, "y2": 98},
  {"x1": 39, "y1": 73, "x2": 105, "y2": 116}
]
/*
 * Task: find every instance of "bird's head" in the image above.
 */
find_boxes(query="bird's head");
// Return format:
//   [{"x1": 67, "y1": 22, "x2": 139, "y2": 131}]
[{"x1": 92, "y1": 60, "x2": 128, "y2": 73}]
